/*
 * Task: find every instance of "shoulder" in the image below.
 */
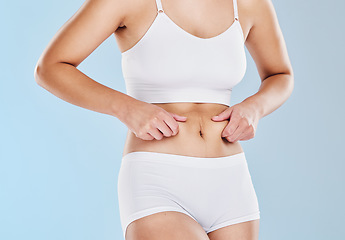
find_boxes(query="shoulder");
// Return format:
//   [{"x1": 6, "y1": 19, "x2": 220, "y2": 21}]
[{"x1": 240, "y1": 0, "x2": 279, "y2": 28}]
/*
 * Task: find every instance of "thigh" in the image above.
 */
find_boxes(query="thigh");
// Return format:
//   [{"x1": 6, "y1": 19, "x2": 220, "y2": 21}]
[
  {"x1": 126, "y1": 211, "x2": 210, "y2": 240},
  {"x1": 207, "y1": 219, "x2": 260, "y2": 240}
]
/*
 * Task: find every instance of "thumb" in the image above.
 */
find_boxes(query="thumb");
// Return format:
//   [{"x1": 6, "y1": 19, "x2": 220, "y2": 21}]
[
  {"x1": 170, "y1": 112, "x2": 188, "y2": 122},
  {"x1": 211, "y1": 107, "x2": 233, "y2": 121}
]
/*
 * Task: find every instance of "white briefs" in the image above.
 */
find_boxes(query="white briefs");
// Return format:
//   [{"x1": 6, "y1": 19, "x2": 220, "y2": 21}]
[{"x1": 117, "y1": 151, "x2": 260, "y2": 239}]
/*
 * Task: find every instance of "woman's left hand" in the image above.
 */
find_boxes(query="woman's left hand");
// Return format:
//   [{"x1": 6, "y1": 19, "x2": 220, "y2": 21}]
[{"x1": 211, "y1": 101, "x2": 261, "y2": 142}]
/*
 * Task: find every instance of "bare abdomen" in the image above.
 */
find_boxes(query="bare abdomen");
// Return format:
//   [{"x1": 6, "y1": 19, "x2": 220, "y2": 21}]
[{"x1": 122, "y1": 103, "x2": 244, "y2": 158}]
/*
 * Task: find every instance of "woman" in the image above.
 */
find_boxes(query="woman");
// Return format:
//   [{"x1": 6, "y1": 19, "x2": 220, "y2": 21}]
[{"x1": 34, "y1": 0, "x2": 294, "y2": 239}]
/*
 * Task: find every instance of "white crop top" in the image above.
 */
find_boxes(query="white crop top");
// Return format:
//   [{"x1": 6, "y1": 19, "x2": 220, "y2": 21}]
[{"x1": 121, "y1": 0, "x2": 246, "y2": 107}]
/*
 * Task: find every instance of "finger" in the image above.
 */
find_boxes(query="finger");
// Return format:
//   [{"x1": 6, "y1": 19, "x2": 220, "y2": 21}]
[
  {"x1": 162, "y1": 113, "x2": 181, "y2": 135},
  {"x1": 147, "y1": 127, "x2": 164, "y2": 140},
  {"x1": 223, "y1": 124, "x2": 239, "y2": 141},
  {"x1": 228, "y1": 120, "x2": 248, "y2": 142},
  {"x1": 222, "y1": 115, "x2": 241, "y2": 138},
  {"x1": 162, "y1": 117, "x2": 179, "y2": 136},
  {"x1": 170, "y1": 112, "x2": 188, "y2": 122},
  {"x1": 145, "y1": 133, "x2": 155, "y2": 140},
  {"x1": 139, "y1": 132, "x2": 155, "y2": 141},
  {"x1": 154, "y1": 118, "x2": 173, "y2": 137},
  {"x1": 212, "y1": 106, "x2": 233, "y2": 121},
  {"x1": 238, "y1": 125, "x2": 255, "y2": 141},
  {"x1": 237, "y1": 130, "x2": 253, "y2": 141},
  {"x1": 166, "y1": 111, "x2": 187, "y2": 135}
]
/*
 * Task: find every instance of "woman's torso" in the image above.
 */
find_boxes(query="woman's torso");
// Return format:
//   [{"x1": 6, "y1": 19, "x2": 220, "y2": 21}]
[{"x1": 114, "y1": 0, "x2": 251, "y2": 158}]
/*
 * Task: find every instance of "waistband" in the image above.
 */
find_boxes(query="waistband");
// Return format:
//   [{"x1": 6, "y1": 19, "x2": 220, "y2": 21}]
[{"x1": 121, "y1": 151, "x2": 247, "y2": 169}]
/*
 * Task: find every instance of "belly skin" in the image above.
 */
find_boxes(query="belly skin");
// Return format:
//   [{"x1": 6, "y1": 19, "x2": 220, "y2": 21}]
[{"x1": 122, "y1": 102, "x2": 244, "y2": 158}]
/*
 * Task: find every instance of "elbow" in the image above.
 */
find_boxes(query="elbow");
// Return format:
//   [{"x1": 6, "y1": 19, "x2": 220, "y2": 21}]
[
  {"x1": 34, "y1": 63, "x2": 44, "y2": 86},
  {"x1": 276, "y1": 67, "x2": 294, "y2": 98},
  {"x1": 34, "y1": 61, "x2": 58, "y2": 87},
  {"x1": 34, "y1": 59, "x2": 50, "y2": 87},
  {"x1": 276, "y1": 68, "x2": 295, "y2": 96},
  {"x1": 34, "y1": 59, "x2": 75, "y2": 86},
  {"x1": 287, "y1": 68, "x2": 295, "y2": 95}
]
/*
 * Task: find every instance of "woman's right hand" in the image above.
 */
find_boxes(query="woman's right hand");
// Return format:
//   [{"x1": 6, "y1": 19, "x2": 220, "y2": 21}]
[{"x1": 121, "y1": 99, "x2": 188, "y2": 141}]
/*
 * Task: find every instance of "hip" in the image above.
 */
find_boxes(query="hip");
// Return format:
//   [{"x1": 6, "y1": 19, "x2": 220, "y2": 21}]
[{"x1": 117, "y1": 150, "x2": 260, "y2": 234}]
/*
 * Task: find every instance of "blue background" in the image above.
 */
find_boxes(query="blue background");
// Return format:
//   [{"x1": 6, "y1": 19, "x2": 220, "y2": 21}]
[{"x1": 1, "y1": 0, "x2": 344, "y2": 239}]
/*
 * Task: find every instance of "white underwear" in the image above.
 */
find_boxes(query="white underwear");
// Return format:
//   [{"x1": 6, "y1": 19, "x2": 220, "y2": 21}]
[{"x1": 117, "y1": 151, "x2": 260, "y2": 239}]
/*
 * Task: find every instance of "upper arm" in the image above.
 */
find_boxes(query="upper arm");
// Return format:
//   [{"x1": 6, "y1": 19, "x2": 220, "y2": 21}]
[
  {"x1": 245, "y1": 0, "x2": 293, "y2": 81},
  {"x1": 37, "y1": 0, "x2": 129, "y2": 68}
]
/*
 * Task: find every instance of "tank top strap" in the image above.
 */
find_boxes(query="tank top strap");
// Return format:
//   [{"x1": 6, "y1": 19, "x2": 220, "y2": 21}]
[
  {"x1": 155, "y1": 0, "x2": 164, "y2": 13},
  {"x1": 233, "y1": 0, "x2": 239, "y2": 20}
]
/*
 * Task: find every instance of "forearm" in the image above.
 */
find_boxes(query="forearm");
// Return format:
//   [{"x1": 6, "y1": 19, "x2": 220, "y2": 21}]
[
  {"x1": 242, "y1": 73, "x2": 294, "y2": 119},
  {"x1": 34, "y1": 62, "x2": 133, "y2": 121}
]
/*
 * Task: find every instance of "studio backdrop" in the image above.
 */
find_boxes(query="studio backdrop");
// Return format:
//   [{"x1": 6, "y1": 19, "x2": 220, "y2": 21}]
[{"x1": 1, "y1": 0, "x2": 344, "y2": 239}]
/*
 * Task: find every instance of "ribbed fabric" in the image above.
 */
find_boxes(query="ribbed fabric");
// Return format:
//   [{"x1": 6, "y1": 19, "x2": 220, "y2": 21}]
[{"x1": 121, "y1": 0, "x2": 246, "y2": 107}]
